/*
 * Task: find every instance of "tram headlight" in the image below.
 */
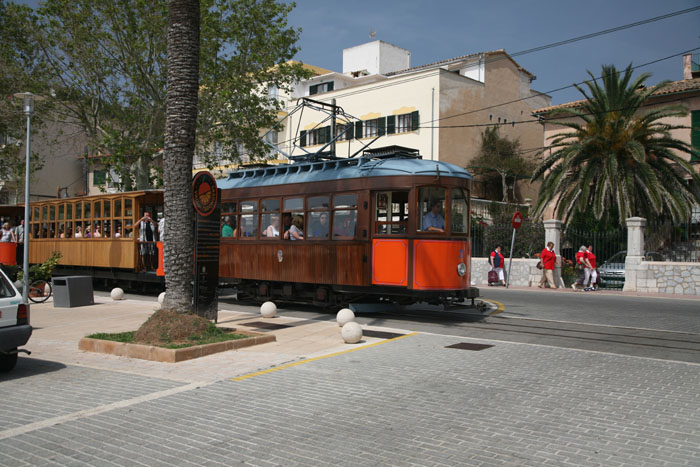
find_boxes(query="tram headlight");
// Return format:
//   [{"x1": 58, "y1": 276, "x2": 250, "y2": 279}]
[{"x1": 457, "y1": 262, "x2": 466, "y2": 277}]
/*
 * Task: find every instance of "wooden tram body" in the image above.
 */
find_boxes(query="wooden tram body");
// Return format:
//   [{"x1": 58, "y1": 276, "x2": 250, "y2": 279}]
[
  {"x1": 26, "y1": 190, "x2": 164, "y2": 283},
  {"x1": 218, "y1": 147, "x2": 478, "y2": 305}
]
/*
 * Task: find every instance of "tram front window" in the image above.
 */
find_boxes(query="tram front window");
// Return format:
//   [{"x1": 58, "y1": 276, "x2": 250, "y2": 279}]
[
  {"x1": 418, "y1": 187, "x2": 446, "y2": 232},
  {"x1": 451, "y1": 188, "x2": 469, "y2": 234}
]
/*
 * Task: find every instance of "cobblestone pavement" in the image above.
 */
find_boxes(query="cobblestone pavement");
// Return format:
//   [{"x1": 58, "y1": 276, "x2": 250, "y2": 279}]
[{"x1": 2, "y1": 332, "x2": 700, "y2": 466}]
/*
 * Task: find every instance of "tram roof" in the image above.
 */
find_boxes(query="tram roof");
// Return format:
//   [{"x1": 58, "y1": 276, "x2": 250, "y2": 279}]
[{"x1": 218, "y1": 149, "x2": 473, "y2": 189}]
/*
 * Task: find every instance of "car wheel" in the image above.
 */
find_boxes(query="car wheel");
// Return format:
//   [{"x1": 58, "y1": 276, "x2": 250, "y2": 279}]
[{"x1": 0, "y1": 350, "x2": 18, "y2": 372}]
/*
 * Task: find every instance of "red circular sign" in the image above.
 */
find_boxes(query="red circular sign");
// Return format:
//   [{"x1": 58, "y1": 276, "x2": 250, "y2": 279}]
[
  {"x1": 512, "y1": 211, "x2": 523, "y2": 229},
  {"x1": 192, "y1": 171, "x2": 218, "y2": 217}
]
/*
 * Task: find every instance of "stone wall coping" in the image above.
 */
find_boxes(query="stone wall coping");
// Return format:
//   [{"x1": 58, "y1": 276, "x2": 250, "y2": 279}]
[{"x1": 645, "y1": 261, "x2": 700, "y2": 267}]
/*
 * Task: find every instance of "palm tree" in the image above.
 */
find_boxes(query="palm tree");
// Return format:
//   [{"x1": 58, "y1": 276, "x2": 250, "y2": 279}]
[
  {"x1": 532, "y1": 64, "x2": 700, "y2": 225},
  {"x1": 162, "y1": 0, "x2": 199, "y2": 313}
]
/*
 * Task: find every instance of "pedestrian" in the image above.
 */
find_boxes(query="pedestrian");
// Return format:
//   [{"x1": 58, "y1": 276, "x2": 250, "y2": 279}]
[
  {"x1": 571, "y1": 245, "x2": 587, "y2": 291},
  {"x1": 14, "y1": 219, "x2": 25, "y2": 265},
  {"x1": 489, "y1": 245, "x2": 506, "y2": 286},
  {"x1": 1, "y1": 222, "x2": 16, "y2": 243},
  {"x1": 538, "y1": 241, "x2": 560, "y2": 288},
  {"x1": 583, "y1": 245, "x2": 598, "y2": 291}
]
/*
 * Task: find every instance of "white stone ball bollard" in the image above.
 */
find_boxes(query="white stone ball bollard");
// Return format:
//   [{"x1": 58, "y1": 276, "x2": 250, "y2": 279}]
[
  {"x1": 110, "y1": 288, "x2": 124, "y2": 301},
  {"x1": 260, "y1": 301, "x2": 277, "y2": 318},
  {"x1": 158, "y1": 292, "x2": 166, "y2": 304},
  {"x1": 341, "y1": 321, "x2": 363, "y2": 344},
  {"x1": 336, "y1": 308, "x2": 355, "y2": 327}
]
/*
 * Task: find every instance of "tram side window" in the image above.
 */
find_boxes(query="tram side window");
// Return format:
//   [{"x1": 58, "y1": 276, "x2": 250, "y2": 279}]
[
  {"x1": 418, "y1": 187, "x2": 446, "y2": 233},
  {"x1": 307, "y1": 196, "x2": 329, "y2": 239},
  {"x1": 375, "y1": 191, "x2": 408, "y2": 235},
  {"x1": 333, "y1": 193, "x2": 358, "y2": 239},
  {"x1": 261, "y1": 199, "x2": 281, "y2": 239},
  {"x1": 451, "y1": 188, "x2": 469, "y2": 235},
  {"x1": 239, "y1": 201, "x2": 258, "y2": 238},
  {"x1": 283, "y1": 197, "x2": 304, "y2": 240},
  {"x1": 221, "y1": 202, "x2": 237, "y2": 238}
]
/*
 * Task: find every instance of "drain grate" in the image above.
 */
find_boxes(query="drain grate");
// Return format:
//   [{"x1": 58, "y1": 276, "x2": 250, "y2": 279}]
[
  {"x1": 445, "y1": 342, "x2": 493, "y2": 351},
  {"x1": 241, "y1": 321, "x2": 293, "y2": 331},
  {"x1": 362, "y1": 330, "x2": 404, "y2": 339}
]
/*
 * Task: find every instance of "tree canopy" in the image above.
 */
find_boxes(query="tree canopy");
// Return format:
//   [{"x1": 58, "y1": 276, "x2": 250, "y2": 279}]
[
  {"x1": 1, "y1": 0, "x2": 310, "y2": 191},
  {"x1": 468, "y1": 126, "x2": 534, "y2": 203},
  {"x1": 532, "y1": 64, "x2": 700, "y2": 226}
]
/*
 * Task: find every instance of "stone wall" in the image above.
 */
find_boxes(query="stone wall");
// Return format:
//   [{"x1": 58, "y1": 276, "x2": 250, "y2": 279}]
[
  {"x1": 633, "y1": 261, "x2": 700, "y2": 295},
  {"x1": 471, "y1": 257, "x2": 542, "y2": 287}
]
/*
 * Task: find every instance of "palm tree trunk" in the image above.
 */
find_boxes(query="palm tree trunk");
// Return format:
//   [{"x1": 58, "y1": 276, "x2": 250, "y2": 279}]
[{"x1": 163, "y1": 0, "x2": 199, "y2": 313}]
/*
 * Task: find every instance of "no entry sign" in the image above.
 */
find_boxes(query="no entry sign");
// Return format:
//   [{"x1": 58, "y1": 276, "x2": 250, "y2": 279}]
[{"x1": 512, "y1": 211, "x2": 523, "y2": 230}]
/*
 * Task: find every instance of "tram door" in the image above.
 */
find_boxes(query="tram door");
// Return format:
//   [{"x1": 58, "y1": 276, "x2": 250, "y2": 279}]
[{"x1": 371, "y1": 191, "x2": 410, "y2": 287}]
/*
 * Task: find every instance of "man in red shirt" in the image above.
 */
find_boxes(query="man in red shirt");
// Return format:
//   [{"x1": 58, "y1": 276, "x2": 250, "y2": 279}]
[
  {"x1": 538, "y1": 241, "x2": 560, "y2": 288},
  {"x1": 584, "y1": 245, "x2": 598, "y2": 291}
]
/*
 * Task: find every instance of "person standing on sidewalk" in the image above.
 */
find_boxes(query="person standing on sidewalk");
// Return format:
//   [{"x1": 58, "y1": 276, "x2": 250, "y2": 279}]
[
  {"x1": 489, "y1": 245, "x2": 506, "y2": 286},
  {"x1": 584, "y1": 245, "x2": 598, "y2": 291},
  {"x1": 14, "y1": 219, "x2": 25, "y2": 265},
  {"x1": 572, "y1": 245, "x2": 587, "y2": 291},
  {"x1": 538, "y1": 241, "x2": 560, "y2": 288}
]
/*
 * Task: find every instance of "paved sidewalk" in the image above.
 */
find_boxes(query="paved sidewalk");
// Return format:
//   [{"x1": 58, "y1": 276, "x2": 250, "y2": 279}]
[
  {"x1": 20, "y1": 296, "x2": 397, "y2": 383},
  {"x1": 476, "y1": 283, "x2": 700, "y2": 300},
  {"x1": 1, "y1": 296, "x2": 700, "y2": 466}
]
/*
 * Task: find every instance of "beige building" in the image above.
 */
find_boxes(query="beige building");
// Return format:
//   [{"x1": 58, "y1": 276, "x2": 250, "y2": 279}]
[
  {"x1": 272, "y1": 41, "x2": 551, "y2": 201},
  {"x1": 532, "y1": 53, "x2": 700, "y2": 220}
]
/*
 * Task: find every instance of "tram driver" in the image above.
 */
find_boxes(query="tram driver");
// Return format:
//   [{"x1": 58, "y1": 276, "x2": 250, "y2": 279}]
[{"x1": 422, "y1": 200, "x2": 445, "y2": 232}]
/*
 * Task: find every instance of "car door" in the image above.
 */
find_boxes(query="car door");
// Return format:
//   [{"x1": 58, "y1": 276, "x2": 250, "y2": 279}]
[{"x1": 0, "y1": 270, "x2": 21, "y2": 328}]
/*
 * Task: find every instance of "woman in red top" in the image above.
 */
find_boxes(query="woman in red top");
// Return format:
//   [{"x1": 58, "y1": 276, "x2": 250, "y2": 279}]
[
  {"x1": 584, "y1": 245, "x2": 598, "y2": 290},
  {"x1": 489, "y1": 245, "x2": 506, "y2": 286},
  {"x1": 538, "y1": 241, "x2": 560, "y2": 288},
  {"x1": 572, "y1": 245, "x2": 587, "y2": 291}
]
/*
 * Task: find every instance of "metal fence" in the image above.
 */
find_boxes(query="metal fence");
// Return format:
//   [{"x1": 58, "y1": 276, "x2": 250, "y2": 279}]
[
  {"x1": 645, "y1": 220, "x2": 700, "y2": 262},
  {"x1": 471, "y1": 220, "x2": 544, "y2": 258},
  {"x1": 562, "y1": 227, "x2": 627, "y2": 289}
]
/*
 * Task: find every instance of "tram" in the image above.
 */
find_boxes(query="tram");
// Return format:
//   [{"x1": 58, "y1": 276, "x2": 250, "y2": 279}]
[
  {"x1": 217, "y1": 146, "x2": 478, "y2": 306},
  {"x1": 24, "y1": 190, "x2": 164, "y2": 284}
]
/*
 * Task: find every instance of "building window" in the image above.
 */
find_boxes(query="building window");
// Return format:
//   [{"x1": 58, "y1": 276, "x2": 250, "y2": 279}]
[
  {"x1": 336, "y1": 124, "x2": 353, "y2": 141},
  {"x1": 300, "y1": 126, "x2": 331, "y2": 147},
  {"x1": 309, "y1": 81, "x2": 334, "y2": 95},
  {"x1": 93, "y1": 170, "x2": 107, "y2": 186},
  {"x1": 363, "y1": 118, "x2": 385, "y2": 138},
  {"x1": 387, "y1": 111, "x2": 419, "y2": 134}
]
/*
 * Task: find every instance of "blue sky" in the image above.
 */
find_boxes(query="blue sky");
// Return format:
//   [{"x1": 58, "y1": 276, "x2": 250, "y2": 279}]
[{"x1": 287, "y1": 0, "x2": 700, "y2": 104}]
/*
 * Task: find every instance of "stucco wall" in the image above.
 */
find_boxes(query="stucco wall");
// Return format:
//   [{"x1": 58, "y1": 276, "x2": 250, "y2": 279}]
[{"x1": 471, "y1": 257, "x2": 541, "y2": 287}]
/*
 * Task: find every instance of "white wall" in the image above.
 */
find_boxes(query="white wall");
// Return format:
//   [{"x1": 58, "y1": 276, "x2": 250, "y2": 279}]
[{"x1": 343, "y1": 41, "x2": 410, "y2": 76}]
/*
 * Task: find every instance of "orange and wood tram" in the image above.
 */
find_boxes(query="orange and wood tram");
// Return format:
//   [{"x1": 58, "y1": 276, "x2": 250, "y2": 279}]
[
  {"x1": 23, "y1": 146, "x2": 479, "y2": 305},
  {"x1": 218, "y1": 146, "x2": 478, "y2": 306}
]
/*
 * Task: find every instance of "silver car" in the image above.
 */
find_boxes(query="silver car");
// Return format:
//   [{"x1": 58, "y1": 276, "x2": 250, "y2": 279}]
[
  {"x1": 0, "y1": 267, "x2": 32, "y2": 372},
  {"x1": 598, "y1": 250, "x2": 666, "y2": 287}
]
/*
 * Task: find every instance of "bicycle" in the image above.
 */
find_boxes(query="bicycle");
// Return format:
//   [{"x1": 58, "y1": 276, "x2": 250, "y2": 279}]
[{"x1": 27, "y1": 278, "x2": 52, "y2": 303}]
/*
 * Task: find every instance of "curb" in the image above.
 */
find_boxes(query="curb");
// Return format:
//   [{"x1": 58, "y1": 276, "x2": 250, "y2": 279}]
[{"x1": 78, "y1": 332, "x2": 276, "y2": 363}]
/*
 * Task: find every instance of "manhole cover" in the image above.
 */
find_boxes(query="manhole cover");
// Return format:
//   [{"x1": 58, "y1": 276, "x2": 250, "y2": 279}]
[{"x1": 445, "y1": 342, "x2": 493, "y2": 351}]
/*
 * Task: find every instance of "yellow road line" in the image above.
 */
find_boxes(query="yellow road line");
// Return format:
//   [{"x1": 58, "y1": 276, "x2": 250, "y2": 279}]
[
  {"x1": 480, "y1": 298, "x2": 504, "y2": 315},
  {"x1": 232, "y1": 332, "x2": 419, "y2": 382}
]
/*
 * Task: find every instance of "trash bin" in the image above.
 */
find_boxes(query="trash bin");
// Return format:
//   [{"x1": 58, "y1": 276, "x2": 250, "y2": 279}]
[{"x1": 52, "y1": 276, "x2": 94, "y2": 308}]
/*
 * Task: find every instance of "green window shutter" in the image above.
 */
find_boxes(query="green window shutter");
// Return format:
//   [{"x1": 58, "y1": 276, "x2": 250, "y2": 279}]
[
  {"x1": 355, "y1": 121, "x2": 363, "y2": 139},
  {"x1": 346, "y1": 123, "x2": 354, "y2": 139},
  {"x1": 300, "y1": 130, "x2": 307, "y2": 147},
  {"x1": 692, "y1": 111, "x2": 700, "y2": 161},
  {"x1": 309, "y1": 84, "x2": 318, "y2": 95},
  {"x1": 327, "y1": 81, "x2": 334, "y2": 91},
  {"x1": 323, "y1": 126, "x2": 331, "y2": 144},
  {"x1": 387, "y1": 115, "x2": 396, "y2": 134},
  {"x1": 378, "y1": 117, "x2": 386, "y2": 136},
  {"x1": 411, "y1": 111, "x2": 419, "y2": 131}
]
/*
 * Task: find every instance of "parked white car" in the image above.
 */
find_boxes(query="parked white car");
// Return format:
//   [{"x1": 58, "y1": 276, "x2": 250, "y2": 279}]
[{"x1": 0, "y1": 267, "x2": 32, "y2": 372}]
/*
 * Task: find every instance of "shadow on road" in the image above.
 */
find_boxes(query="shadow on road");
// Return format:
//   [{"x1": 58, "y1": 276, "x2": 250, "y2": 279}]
[{"x1": 0, "y1": 357, "x2": 67, "y2": 382}]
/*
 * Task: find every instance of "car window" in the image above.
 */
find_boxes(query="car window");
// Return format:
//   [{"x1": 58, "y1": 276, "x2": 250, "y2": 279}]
[
  {"x1": 605, "y1": 252, "x2": 626, "y2": 264},
  {"x1": 0, "y1": 270, "x2": 17, "y2": 299}
]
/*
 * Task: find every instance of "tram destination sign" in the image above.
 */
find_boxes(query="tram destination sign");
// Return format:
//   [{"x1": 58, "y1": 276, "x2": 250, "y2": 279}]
[{"x1": 192, "y1": 171, "x2": 221, "y2": 320}]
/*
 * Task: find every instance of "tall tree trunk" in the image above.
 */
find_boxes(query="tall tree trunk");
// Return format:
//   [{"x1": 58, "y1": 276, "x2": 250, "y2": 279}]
[
  {"x1": 163, "y1": 0, "x2": 199, "y2": 313},
  {"x1": 499, "y1": 170, "x2": 508, "y2": 203}
]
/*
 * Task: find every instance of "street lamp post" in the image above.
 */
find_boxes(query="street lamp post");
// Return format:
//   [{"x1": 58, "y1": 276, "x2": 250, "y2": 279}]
[{"x1": 13, "y1": 92, "x2": 43, "y2": 304}]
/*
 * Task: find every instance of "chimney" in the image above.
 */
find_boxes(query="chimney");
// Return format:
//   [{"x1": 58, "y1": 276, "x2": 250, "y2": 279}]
[{"x1": 683, "y1": 54, "x2": 692, "y2": 80}]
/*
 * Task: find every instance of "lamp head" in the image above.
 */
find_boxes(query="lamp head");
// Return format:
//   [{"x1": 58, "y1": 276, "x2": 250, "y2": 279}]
[{"x1": 13, "y1": 92, "x2": 44, "y2": 116}]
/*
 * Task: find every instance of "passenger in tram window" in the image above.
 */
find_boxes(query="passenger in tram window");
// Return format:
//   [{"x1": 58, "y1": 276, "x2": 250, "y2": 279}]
[
  {"x1": 282, "y1": 213, "x2": 292, "y2": 233},
  {"x1": 58, "y1": 225, "x2": 66, "y2": 239},
  {"x1": 74, "y1": 225, "x2": 83, "y2": 238},
  {"x1": 285, "y1": 215, "x2": 304, "y2": 240},
  {"x1": 93, "y1": 223, "x2": 102, "y2": 238},
  {"x1": 114, "y1": 225, "x2": 122, "y2": 238},
  {"x1": 221, "y1": 216, "x2": 234, "y2": 237},
  {"x1": 263, "y1": 215, "x2": 280, "y2": 238},
  {"x1": 0, "y1": 222, "x2": 16, "y2": 242},
  {"x1": 66, "y1": 226, "x2": 73, "y2": 238},
  {"x1": 137, "y1": 211, "x2": 157, "y2": 270},
  {"x1": 310, "y1": 212, "x2": 329, "y2": 238},
  {"x1": 422, "y1": 200, "x2": 445, "y2": 232},
  {"x1": 333, "y1": 211, "x2": 356, "y2": 237},
  {"x1": 84, "y1": 225, "x2": 92, "y2": 238}
]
